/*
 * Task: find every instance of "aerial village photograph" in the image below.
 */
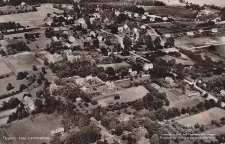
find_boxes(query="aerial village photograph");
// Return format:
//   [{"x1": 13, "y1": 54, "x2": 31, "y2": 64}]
[{"x1": 0, "y1": 0, "x2": 224, "y2": 143}]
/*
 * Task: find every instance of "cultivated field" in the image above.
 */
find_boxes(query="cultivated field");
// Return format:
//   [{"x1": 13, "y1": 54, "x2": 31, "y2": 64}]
[
  {"x1": 6, "y1": 52, "x2": 41, "y2": 73},
  {"x1": 0, "y1": 114, "x2": 62, "y2": 144},
  {"x1": 0, "y1": 76, "x2": 20, "y2": 96},
  {"x1": 176, "y1": 108, "x2": 225, "y2": 125},
  {"x1": 0, "y1": 58, "x2": 13, "y2": 76},
  {"x1": 169, "y1": 89, "x2": 182, "y2": 97}
]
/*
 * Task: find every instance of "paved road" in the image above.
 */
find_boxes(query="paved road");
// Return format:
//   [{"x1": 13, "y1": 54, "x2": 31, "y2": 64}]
[{"x1": 184, "y1": 79, "x2": 225, "y2": 107}]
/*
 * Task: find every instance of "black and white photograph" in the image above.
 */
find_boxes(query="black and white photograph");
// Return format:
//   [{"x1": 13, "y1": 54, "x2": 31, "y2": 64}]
[{"x1": 0, "y1": 0, "x2": 224, "y2": 143}]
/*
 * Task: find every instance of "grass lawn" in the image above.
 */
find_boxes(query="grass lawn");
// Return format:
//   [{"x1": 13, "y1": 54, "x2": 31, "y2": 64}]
[
  {"x1": 0, "y1": 114, "x2": 62, "y2": 144},
  {"x1": 204, "y1": 126, "x2": 225, "y2": 135},
  {"x1": 160, "y1": 55, "x2": 194, "y2": 65},
  {"x1": 0, "y1": 58, "x2": 13, "y2": 76},
  {"x1": 96, "y1": 86, "x2": 149, "y2": 106},
  {"x1": 172, "y1": 97, "x2": 204, "y2": 109},
  {"x1": 6, "y1": 52, "x2": 42, "y2": 73},
  {"x1": 169, "y1": 89, "x2": 182, "y2": 97},
  {"x1": 0, "y1": 76, "x2": 20, "y2": 96},
  {"x1": 176, "y1": 107, "x2": 225, "y2": 126},
  {"x1": 0, "y1": 4, "x2": 61, "y2": 28}
]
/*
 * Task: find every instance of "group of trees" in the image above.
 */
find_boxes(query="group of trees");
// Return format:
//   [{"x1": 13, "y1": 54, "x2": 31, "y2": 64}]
[
  {"x1": 7, "y1": 100, "x2": 29, "y2": 123},
  {"x1": 7, "y1": 40, "x2": 31, "y2": 55},
  {"x1": 0, "y1": 22, "x2": 22, "y2": 31},
  {"x1": 136, "y1": 0, "x2": 166, "y2": 6}
]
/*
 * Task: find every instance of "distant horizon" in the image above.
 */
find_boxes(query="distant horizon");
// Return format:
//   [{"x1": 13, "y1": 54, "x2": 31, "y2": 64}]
[{"x1": 158, "y1": 0, "x2": 225, "y2": 7}]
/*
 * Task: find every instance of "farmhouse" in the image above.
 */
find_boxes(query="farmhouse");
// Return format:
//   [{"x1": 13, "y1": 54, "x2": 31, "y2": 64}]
[
  {"x1": 187, "y1": 31, "x2": 195, "y2": 37},
  {"x1": 220, "y1": 90, "x2": 225, "y2": 96},
  {"x1": 23, "y1": 96, "x2": 35, "y2": 111},
  {"x1": 143, "y1": 63, "x2": 153, "y2": 71}
]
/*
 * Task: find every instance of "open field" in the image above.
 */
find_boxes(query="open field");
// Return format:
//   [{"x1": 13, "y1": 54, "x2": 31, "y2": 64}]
[
  {"x1": 175, "y1": 36, "x2": 223, "y2": 49},
  {"x1": 204, "y1": 126, "x2": 225, "y2": 135},
  {"x1": 169, "y1": 89, "x2": 182, "y2": 97},
  {"x1": 160, "y1": 55, "x2": 194, "y2": 65},
  {"x1": 176, "y1": 108, "x2": 225, "y2": 126},
  {"x1": 0, "y1": 4, "x2": 60, "y2": 28},
  {"x1": 97, "y1": 62, "x2": 130, "y2": 70},
  {"x1": 172, "y1": 97, "x2": 204, "y2": 109},
  {"x1": 96, "y1": 86, "x2": 149, "y2": 106},
  {"x1": 0, "y1": 58, "x2": 13, "y2": 76},
  {"x1": 142, "y1": 6, "x2": 197, "y2": 18},
  {"x1": 0, "y1": 76, "x2": 20, "y2": 96},
  {"x1": 6, "y1": 52, "x2": 41, "y2": 73},
  {"x1": 0, "y1": 114, "x2": 62, "y2": 144},
  {"x1": 183, "y1": 0, "x2": 225, "y2": 6},
  {"x1": 0, "y1": 5, "x2": 34, "y2": 14}
]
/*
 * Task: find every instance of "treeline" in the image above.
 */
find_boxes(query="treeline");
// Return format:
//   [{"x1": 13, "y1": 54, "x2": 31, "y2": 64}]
[
  {"x1": 0, "y1": 22, "x2": 22, "y2": 31},
  {"x1": 136, "y1": 0, "x2": 166, "y2": 6},
  {"x1": 5, "y1": 0, "x2": 74, "y2": 5}
]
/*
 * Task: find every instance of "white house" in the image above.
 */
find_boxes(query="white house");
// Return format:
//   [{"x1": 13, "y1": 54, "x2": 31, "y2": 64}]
[
  {"x1": 163, "y1": 17, "x2": 168, "y2": 21},
  {"x1": 90, "y1": 17, "x2": 95, "y2": 24},
  {"x1": 187, "y1": 31, "x2": 195, "y2": 36},
  {"x1": 212, "y1": 28, "x2": 218, "y2": 33},
  {"x1": 141, "y1": 15, "x2": 147, "y2": 20},
  {"x1": 141, "y1": 25, "x2": 146, "y2": 29},
  {"x1": 118, "y1": 27, "x2": 124, "y2": 33},
  {"x1": 105, "y1": 81, "x2": 115, "y2": 89},
  {"x1": 143, "y1": 63, "x2": 153, "y2": 71},
  {"x1": 23, "y1": 96, "x2": 35, "y2": 111},
  {"x1": 21, "y1": 2, "x2": 26, "y2": 5},
  {"x1": 90, "y1": 31, "x2": 96, "y2": 37},
  {"x1": 220, "y1": 90, "x2": 225, "y2": 96},
  {"x1": 165, "y1": 34, "x2": 171, "y2": 38},
  {"x1": 134, "y1": 13, "x2": 139, "y2": 18}
]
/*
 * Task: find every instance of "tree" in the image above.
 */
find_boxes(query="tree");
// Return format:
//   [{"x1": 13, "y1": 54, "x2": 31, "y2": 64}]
[
  {"x1": 33, "y1": 65, "x2": 38, "y2": 71},
  {"x1": 19, "y1": 84, "x2": 27, "y2": 91},
  {"x1": 105, "y1": 67, "x2": 115, "y2": 76},
  {"x1": 6, "y1": 83, "x2": 14, "y2": 91},
  {"x1": 145, "y1": 35, "x2": 154, "y2": 50},
  {"x1": 123, "y1": 35, "x2": 132, "y2": 50},
  {"x1": 114, "y1": 95, "x2": 120, "y2": 100},
  {"x1": 164, "y1": 37, "x2": 175, "y2": 48},
  {"x1": 17, "y1": 71, "x2": 28, "y2": 80},
  {"x1": 154, "y1": 36, "x2": 162, "y2": 49},
  {"x1": 42, "y1": 67, "x2": 47, "y2": 74},
  {"x1": 155, "y1": 108, "x2": 167, "y2": 121}
]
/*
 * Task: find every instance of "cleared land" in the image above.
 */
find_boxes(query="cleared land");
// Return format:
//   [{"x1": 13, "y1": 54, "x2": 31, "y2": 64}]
[
  {"x1": 0, "y1": 114, "x2": 62, "y2": 144},
  {"x1": 0, "y1": 4, "x2": 60, "y2": 28},
  {"x1": 6, "y1": 52, "x2": 41, "y2": 73},
  {"x1": 0, "y1": 58, "x2": 13, "y2": 76},
  {"x1": 96, "y1": 86, "x2": 149, "y2": 106},
  {"x1": 0, "y1": 76, "x2": 20, "y2": 96},
  {"x1": 176, "y1": 108, "x2": 225, "y2": 125},
  {"x1": 172, "y1": 97, "x2": 204, "y2": 109},
  {"x1": 160, "y1": 55, "x2": 194, "y2": 65},
  {"x1": 169, "y1": 89, "x2": 182, "y2": 97},
  {"x1": 142, "y1": 6, "x2": 197, "y2": 18},
  {"x1": 204, "y1": 126, "x2": 225, "y2": 135}
]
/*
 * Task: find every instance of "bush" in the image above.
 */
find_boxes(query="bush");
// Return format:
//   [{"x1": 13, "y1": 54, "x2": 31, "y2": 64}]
[{"x1": 114, "y1": 95, "x2": 120, "y2": 100}]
